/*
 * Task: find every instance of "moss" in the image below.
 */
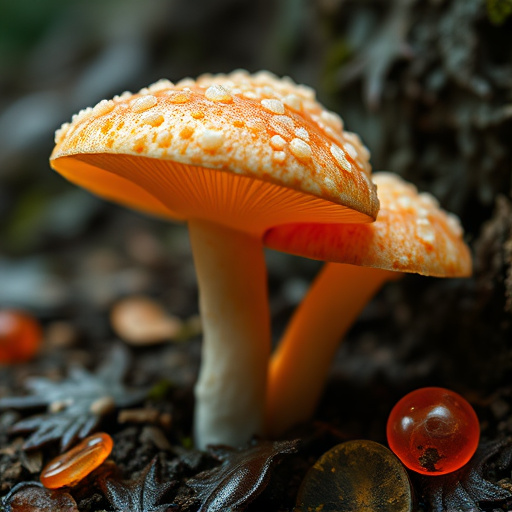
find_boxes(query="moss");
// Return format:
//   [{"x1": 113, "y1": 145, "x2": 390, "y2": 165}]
[{"x1": 487, "y1": 0, "x2": 512, "y2": 25}]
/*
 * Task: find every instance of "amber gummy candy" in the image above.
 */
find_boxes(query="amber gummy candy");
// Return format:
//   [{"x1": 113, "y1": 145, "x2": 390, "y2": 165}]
[
  {"x1": 0, "y1": 310, "x2": 42, "y2": 364},
  {"x1": 386, "y1": 387, "x2": 480, "y2": 475},
  {"x1": 41, "y1": 433, "x2": 113, "y2": 489}
]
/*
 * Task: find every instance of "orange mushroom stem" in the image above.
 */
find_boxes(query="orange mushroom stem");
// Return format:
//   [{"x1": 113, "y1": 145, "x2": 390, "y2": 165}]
[
  {"x1": 264, "y1": 173, "x2": 472, "y2": 437},
  {"x1": 267, "y1": 264, "x2": 398, "y2": 436}
]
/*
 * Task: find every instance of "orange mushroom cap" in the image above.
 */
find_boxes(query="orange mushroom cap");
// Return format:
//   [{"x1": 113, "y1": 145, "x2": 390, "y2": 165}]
[
  {"x1": 50, "y1": 70, "x2": 379, "y2": 234},
  {"x1": 265, "y1": 172, "x2": 472, "y2": 277}
]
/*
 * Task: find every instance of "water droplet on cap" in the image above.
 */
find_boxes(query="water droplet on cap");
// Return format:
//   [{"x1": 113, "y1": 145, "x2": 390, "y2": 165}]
[
  {"x1": 290, "y1": 138, "x2": 312, "y2": 160},
  {"x1": 261, "y1": 99, "x2": 285, "y2": 115},
  {"x1": 131, "y1": 95, "x2": 158, "y2": 113},
  {"x1": 205, "y1": 85, "x2": 233, "y2": 103}
]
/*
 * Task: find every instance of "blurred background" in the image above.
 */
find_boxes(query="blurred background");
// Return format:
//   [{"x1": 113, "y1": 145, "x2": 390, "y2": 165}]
[{"x1": 0, "y1": 0, "x2": 511, "y2": 397}]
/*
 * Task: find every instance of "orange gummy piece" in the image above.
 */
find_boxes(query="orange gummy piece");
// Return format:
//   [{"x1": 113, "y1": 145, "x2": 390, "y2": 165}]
[
  {"x1": 386, "y1": 387, "x2": 480, "y2": 475},
  {"x1": 0, "y1": 310, "x2": 42, "y2": 364},
  {"x1": 40, "y1": 433, "x2": 114, "y2": 489}
]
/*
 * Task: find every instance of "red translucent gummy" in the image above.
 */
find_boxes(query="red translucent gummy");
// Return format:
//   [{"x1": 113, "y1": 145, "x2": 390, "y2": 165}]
[
  {"x1": 40, "y1": 433, "x2": 113, "y2": 489},
  {"x1": 0, "y1": 310, "x2": 42, "y2": 364},
  {"x1": 386, "y1": 387, "x2": 480, "y2": 475}
]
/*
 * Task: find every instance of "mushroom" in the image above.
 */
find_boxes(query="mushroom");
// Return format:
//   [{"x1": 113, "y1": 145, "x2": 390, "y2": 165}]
[
  {"x1": 49, "y1": 70, "x2": 379, "y2": 449},
  {"x1": 264, "y1": 172, "x2": 472, "y2": 437}
]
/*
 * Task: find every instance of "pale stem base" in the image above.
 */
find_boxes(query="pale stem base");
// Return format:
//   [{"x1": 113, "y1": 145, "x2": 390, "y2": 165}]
[{"x1": 189, "y1": 219, "x2": 271, "y2": 450}]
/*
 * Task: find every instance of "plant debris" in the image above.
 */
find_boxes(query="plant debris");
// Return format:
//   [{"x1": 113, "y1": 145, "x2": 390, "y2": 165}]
[
  {"x1": 0, "y1": 346, "x2": 146, "y2": 450},
  {"x1": 295, "y1": 439, "x2": 413, "y2": 512},
  {"x1": 2, "y1": 481, "x2": 79, "y2": 512},
  {"x1": 417, "y1": 439, "x2": 512, "y2": 512},
  {"x1": 98, "y1": 456, "x2": 176, "y2": 512},
  {"x1": 186, "y1": 439, "x2": 299, "y2": 512},
  {"x1": 337, "y1": 0, "x2": 414, "y2": 110}
]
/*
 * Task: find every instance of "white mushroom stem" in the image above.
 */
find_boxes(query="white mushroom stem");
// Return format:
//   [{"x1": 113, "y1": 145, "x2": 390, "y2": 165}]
[
  {"x1": 265, "y1": 263, "x2": 399, "y2": 437},
  {"x1": 188, "y1": 219, "x2": 271, "y2": 450}
]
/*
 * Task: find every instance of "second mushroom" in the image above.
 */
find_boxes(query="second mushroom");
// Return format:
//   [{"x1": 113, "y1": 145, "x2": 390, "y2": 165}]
[{"x1": 265, "y1": 172, "x2": 472, "y2": 437}]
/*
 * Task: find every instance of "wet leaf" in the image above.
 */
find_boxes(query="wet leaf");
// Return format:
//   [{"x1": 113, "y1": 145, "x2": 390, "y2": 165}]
[
  {"x1": 187, "y1": 439, "x2": 299, "y2": 512},
  {"x1": 419, "y1": 439, "x2": 512, "y2": 512},
  {"x1": 0, "y1": 345, "x2": 146, "y2": 450},
  {"x1": 295, "y1": 439, "x2": 414, "y2": 512},
  {"x1": 98, "y1": 457, "x2": 176, "y2": 512},
  {"x1": 2, "y1": 481, "x2": 78, "y2": 512}
]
